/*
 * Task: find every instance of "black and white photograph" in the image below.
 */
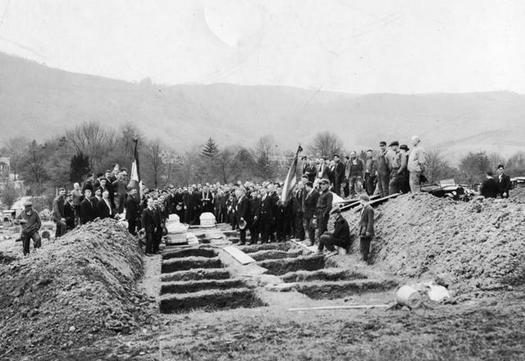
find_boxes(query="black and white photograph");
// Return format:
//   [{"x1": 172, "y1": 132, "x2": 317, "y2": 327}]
[{"x1": 0, "y1": 1, "x2": 524, "y2": 360}]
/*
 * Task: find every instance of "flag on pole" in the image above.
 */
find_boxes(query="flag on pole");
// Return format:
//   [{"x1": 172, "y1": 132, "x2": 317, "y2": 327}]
[
  {"x1": 128, "y1": 138, "x2": 142, "y2": 195},
  {"x1": 281, "y1": 145, "x2": 303, "y2": 204}
]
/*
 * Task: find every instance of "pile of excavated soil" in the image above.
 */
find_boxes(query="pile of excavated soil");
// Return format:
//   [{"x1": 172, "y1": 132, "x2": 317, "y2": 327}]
[
  {"x1": 0, "y1": 219, "x2": 156, "y2": 359},
  {"x1": 343, "y1": 193, "x2": 525, "y2": 292}
]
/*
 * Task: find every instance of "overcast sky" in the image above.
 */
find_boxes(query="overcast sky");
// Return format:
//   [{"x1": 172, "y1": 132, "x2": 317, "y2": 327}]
[{"x1": 0, "y1": 0, "x2": 523, "y2": 93}]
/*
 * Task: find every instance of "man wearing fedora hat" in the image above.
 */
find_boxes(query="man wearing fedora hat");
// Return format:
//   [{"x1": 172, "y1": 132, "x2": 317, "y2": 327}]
[
  {"x1": 496, "y1": 164, "x2": 511, "y2": 198},
  {"x1": 16, "y1": 201, "x2": 42, "y2": 256},
  {"x1": 235, "y1": 188, "x2": 250, "y2": 245}
]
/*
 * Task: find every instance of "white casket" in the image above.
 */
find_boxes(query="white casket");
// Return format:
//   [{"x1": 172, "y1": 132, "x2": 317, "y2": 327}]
[
  {"x1": 199, "y1": 212, "x2": 216, "y2": 228},
  {"x1": 165, "y1": 215, "x2": 188, "y2": 245}
]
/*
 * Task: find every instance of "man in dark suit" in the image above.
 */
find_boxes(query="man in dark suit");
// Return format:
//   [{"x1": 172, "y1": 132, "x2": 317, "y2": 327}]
[
  {"x1": 480, "y1": 171, "x2": 499, "y2": 198},
  {"x1": 52, "y1": 188, "x2": 67, "y2": 238},
  {"x1": 97, "y1": 190, "x2": 114, "y2": 219},
  {"x1": 248, "y1": 190, "x2": 261, "y2": 244},
  {"x1": 318, "y1": 206, "x2": 352, "y2": 255},
  {"x1": 332, "y1": 154, "x2": 346, "y2": 196},
  {"x1": 303, "y1": 181, "x2": 319, "y2": 246},
  {"x1": 64, "y1": 193, "x2": 76, "y2": 231},
  {"x1": 292, "y1": 183, "x2": 305, "y2": 241},
  {"x1": 316, "y1": 179, "x2": 333, "y2": 239},
  {"x1": 258, "y1": 186, "x2": 277, "y2": 243},
  {"x1": 79, "y1": 188, "x2": 96, "y2": 224},
  {"x1": 190, "y1": 186, "x2": 202, "y2": 224},
  {"x1": 496, "y1": 164, "x2": 511, "y2": 198},
  {"x1": 359, "y1": 194, "x2": 375, "y2": 263},
  {"x1": 125, "y1": 188, "x2": 141, "y2": 235},
  {"x1": 235, "y1": 188, "x2": 250, "y2": 245},
  {"x1": 153, "y1": 200, "x2": 163, "y2": 253},
  {"x1": 140, "y1": 198, "x2": 156, "y2": 255}
]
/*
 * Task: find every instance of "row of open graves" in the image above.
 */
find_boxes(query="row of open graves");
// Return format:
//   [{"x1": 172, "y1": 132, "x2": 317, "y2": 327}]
[{"x1": 158, "y1": 227, "x2": 398, "y2": 314}]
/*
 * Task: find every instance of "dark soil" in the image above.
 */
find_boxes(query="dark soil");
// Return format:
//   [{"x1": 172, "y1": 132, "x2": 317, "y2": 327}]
[
  {"x1": 285, "y1": 279, "x2": 399, "y2": 299},
  {"x1": 160, "y1": 268, "x2": 230, "y2": 282},
  {"x1": 258, "y1": 255, "x2": 325, "y2": 276},
  {"x1": 161, "y1": 257, "x2": 223, "y2": 273},
  {"x1": 159, "y1": 288, "x2": 265, "y2": 313},
  {"x1": 160, "y1": 279, "x2": 248, "y2": 294},
  {"x1": 162, "y1": 248, "x2": 217, "y2": 260}
]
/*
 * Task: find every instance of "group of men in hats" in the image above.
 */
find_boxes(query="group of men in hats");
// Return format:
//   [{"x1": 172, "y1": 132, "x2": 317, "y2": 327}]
[
  {"x1": 480, "y1": 164, "x2": 512, "y2": 198},
  {"x1": 301, "y1": 136, "x2": 427, "y2": 200}
]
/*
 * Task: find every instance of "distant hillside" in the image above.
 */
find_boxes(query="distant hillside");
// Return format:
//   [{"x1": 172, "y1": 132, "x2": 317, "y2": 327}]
[{"x1": 1, "y1": 52, "x2": 524, "y2": 162}]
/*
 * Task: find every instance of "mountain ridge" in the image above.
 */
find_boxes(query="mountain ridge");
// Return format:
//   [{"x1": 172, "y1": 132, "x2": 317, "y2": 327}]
[{"x1": 1, "y1": 51, "x2": 524, "y2": 162}]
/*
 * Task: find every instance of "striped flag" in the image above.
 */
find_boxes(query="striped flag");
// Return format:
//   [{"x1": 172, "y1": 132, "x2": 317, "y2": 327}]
[
  {"x1": 281, "y1": 145, "x2": 303, "y2": 204},
  {"x1": 128, "y1": 138, "x2": 142, "y2": 195}
]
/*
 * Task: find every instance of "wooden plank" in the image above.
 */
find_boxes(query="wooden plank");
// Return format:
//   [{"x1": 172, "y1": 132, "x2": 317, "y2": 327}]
[
  {"x1": 351, "y1": 193, "x2": 402, "y2": 213},
  {"x1": 222, "y1": 245, "x2": 256, "y2": 265},
  {"x1": 288, "y1": 304, "x2": 390, "y2": 311}
]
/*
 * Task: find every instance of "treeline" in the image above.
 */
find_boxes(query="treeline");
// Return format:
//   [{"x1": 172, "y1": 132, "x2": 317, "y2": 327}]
[
  {"x1": 0, "y1": 122, "x2": 296, "y2": 199},
  {"x1": 2, "y1": 123, "x2": 525, "y2": 205}
]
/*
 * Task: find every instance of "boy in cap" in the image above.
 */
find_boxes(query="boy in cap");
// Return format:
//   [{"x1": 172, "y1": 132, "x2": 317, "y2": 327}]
[
  {"x1": 496, "y1": 164, "x2": 511, "y2": 198},
  {"x1": 358, "y1": 194, "x2": 375, "y2": 263},
  {"x1": 315, "y1": 179, "x2": 333, "y2": 239},
  {"x1": 16, "y1": 201, "x2": 42, "y2": 256}
]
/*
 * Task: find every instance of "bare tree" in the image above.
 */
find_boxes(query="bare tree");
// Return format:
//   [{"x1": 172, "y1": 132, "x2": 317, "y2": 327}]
[
  {"x1": 308, "y1": 131, "x2": 343, "y2": 158},
  {"x1": 146, "y1": 140, "x2": 164, "y2": 188},
  {"x1": 66, "y1": 121, "x2": 115, "y2": 172},
  {"x1": 2, "y1": 136, "x2": 30, "y2": 179},
  {"x1": 425, "y1": 149, "x2": 455, "y2": 184},
  {"x1": 20, "y1": 140, "x2": 48, "y2": 194},
  {"x1": 253, "y1": 135, "x2": 278, "y2": 179},
  {"x1": 487, "y1": 152, "x2": 505, "y2": 170}
]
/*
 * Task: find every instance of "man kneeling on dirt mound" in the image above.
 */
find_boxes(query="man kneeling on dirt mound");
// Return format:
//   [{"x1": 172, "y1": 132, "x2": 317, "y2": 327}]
[
  {"x1": 358, "y1": 194, "x2": 375, "y2": 263},
  {"x1": 318, "y1": 206, "x2": 352, "y2": 257}
]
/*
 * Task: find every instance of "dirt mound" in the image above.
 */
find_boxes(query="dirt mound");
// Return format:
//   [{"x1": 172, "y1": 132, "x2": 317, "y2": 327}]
[
  {"x1": 343, "y1": 193, "x2": 525, "y2": 292},
  {"x1": 0, "y1": 219, "x2": 155, "y2": 359}
]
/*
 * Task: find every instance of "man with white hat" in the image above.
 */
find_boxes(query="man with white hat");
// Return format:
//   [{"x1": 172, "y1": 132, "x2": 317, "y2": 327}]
[{"x1": 16, "y1": 201, "x2": 42, "y2": 256}]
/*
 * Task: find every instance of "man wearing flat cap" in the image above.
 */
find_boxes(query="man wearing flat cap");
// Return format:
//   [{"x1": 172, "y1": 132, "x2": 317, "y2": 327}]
[
  {"x1": 376, "y1": 141, "x2": 390, "y2": 197},
  {"x1": 16, "y1": 201, "x2": 42, "y2": 256},
  {"x1": 387, "y1": 141, "x2": 402, "y2": 194},
  {"x1": 399, "y1": 145, "x2": 410, "y2": 193},
  {"x1": 358, "y1": 194, "x2": 375, "y2": 263},
  {"x1": 315, "y1": 179, "x2": 333, "y2": 240}
]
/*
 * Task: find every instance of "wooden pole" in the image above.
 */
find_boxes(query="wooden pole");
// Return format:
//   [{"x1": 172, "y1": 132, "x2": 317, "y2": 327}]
[{"x1": 288, "y1": 304, "x2": 390, "y2": 311}]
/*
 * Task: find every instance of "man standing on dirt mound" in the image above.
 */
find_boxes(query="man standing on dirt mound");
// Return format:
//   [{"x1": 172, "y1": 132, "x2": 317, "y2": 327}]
[
  {"x1": 16, "y1": 201, "x2": 42, "y2": 256},
  {"x1": 408, "y1": 136, "x2": 427, "y2": 193},
  {"x1": 358, "y1": 194, "x2": 374, "y2": 263},
  {"x1": 316, "y1": 179, "x2": 333, "y2": 240}
]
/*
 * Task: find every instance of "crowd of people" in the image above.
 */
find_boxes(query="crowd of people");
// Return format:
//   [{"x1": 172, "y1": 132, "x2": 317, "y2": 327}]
[{"x1": 14, "y1": 135, "x2": 512, "y2": 259}]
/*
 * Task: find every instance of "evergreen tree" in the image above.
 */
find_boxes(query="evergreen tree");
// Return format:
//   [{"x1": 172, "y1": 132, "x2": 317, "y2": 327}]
[
  {"x1": 70, "y1": 152, "x2": 91, "y2": 183},
  {"x1": 201, "y1": 137, "x2": 219, "y2": 158}
]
